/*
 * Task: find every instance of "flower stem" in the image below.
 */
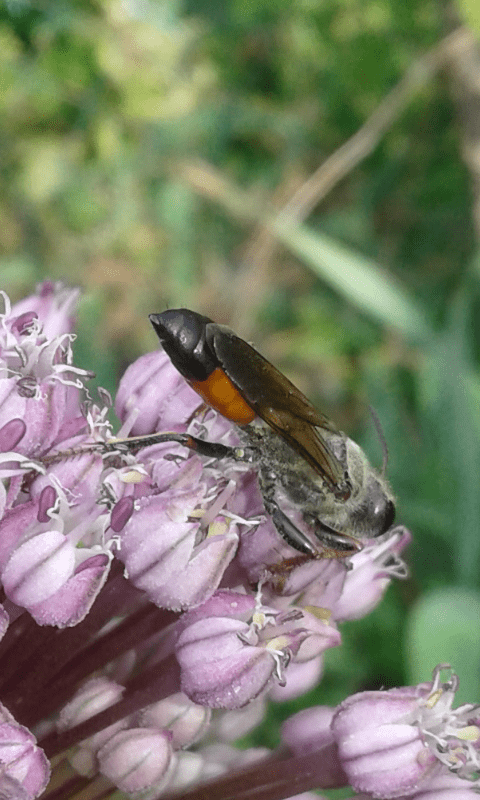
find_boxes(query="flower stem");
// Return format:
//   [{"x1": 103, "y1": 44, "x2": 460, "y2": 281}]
[
  {"x1": 24, "y1": 602, "x2": 178, "y2": 727},
  {"x1": 163, "y1": 745, "x2": 347, "y2": 800}
]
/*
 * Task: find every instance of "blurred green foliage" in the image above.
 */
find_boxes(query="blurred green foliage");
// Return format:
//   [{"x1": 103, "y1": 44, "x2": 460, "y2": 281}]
[{"x1": 2, "y1": 0, "x2": 480, "y2": 771}]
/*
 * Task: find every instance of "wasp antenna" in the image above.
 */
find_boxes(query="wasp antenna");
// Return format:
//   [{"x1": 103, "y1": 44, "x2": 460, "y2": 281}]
[{"x1": 369, "y1": 405, "x2": 389, "y2": 476}]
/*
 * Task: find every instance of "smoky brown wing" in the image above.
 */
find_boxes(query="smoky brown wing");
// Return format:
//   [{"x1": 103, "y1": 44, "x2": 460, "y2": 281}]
[
  {"x1": 255, "y1": 403, "x2": 345, "y2": 490},
  {"x1": 210, "y1": 324, "x2": 345, "y2": 489}
]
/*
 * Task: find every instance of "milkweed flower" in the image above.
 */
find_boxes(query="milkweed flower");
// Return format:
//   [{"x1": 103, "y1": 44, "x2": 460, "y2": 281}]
[
  {"x1": 175, "y1": 589, "x2": 341, "y2": 708},
  {"x1": 282, "y1": 665, "x2": 480, "y2": 799},
  {"x1": 0, "y1": 701, "x2": 50, "y2": 799},
  {"x1": 0, "y1": 283, "x2": 420, "y2": 799}
]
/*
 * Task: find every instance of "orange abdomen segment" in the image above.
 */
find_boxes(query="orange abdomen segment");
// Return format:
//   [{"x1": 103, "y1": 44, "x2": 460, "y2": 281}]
[{"x1": 190, "y1": 368, "x2": 256, "y2": 425}]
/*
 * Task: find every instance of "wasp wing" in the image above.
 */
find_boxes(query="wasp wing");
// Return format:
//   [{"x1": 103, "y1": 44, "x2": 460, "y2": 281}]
[{"x1": 210, "y1": 325, "x2": 345, "y2": 491}]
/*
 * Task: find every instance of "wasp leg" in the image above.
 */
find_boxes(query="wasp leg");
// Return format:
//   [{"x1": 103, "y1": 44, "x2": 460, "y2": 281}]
[
  {"x1": 306, "y1": 516, "x2": 363, "y2": 556},
  {"x1": 256, "y1": 467, "x2": 318, "y2": 556},
  {"x1": 258, "y1": 468, "x2": 362, "y2": 558},
  {"x1": 105, "y1": 432, "x2": 233, "y2": 460},
  {"x1": 264, "y1": 502, "x2": 362, "y2": 558},
  {"x1": 38, "y1": 432, "x2": 252, "y2": 468},
  {"x1": 268, "y1": 506, "x2": 318, "y2": 556},
  {"x1": 103, "y1": 431, "x2": 257, "y2": 465}
]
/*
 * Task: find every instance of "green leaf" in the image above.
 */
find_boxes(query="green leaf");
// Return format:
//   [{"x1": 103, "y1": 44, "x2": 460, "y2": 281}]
[
  {"x1": 405, "y1": 587, "x2": 480, "y2": 705},
  {"x1": 457, "y1": 0, "x2": 480, "y2": 36},
  {"x1": 272, "y1": 220, "x2": 431, "y2": 343},
  {"x1": 418, "y1": 289, "x2": 480, "y2": 584}
]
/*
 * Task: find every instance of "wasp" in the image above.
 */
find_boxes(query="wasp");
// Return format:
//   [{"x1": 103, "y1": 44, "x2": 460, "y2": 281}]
[{"x1": 138, "y1": 309, "x2": 396, "y2": 559}]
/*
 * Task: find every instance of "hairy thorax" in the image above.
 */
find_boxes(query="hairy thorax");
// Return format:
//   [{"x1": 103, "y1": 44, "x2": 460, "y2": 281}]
[{"x1": 241, "y1": 423, "x2": 395, "y2": 546}]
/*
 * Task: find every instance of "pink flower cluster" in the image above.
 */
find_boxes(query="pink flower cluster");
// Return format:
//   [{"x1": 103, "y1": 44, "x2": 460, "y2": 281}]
[{"x1": 0, "y1": 283, "x2": 474, "y2": 800}]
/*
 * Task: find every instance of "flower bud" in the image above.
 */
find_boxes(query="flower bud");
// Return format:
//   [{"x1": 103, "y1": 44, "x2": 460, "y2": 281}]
[
  {"x1": 29, "y1": 552, "x2": 111, "y2": 627},
  {"x1": 11, "y1": 281, "x2": 79, "y2": 339},
  {"x1": 213, "y1": 698, "x2": 266, "y2": 742},
  {"x1": 282, "y1": 706, "x2": 336, "y2": 754},
  {"x1": 333, "y1": 690, "x2": 438, "y2": 797},
  {"x1": 97, "y1": 727, "x2": 173, "y2": 793},
  {"x1": 331, "y1": 666, "x2": 480, "y2": 797},
  {"x1": 2, "y1": 531, "x2": 75, "y2": 607},
  {"x1": 333, "y1": 525, "x2": 411, "y2": 622},
  {"x1": 176, "y1": 590, "x2": 331, "y2": 709},
  {"x1": 58, "y1": 677, "x2": 125, "y2": 732},
  {"x1": 176, "y1": 592, "x2": 279, "y2": 708},
  {"x1": 139, "y1": 693, "x2": 211, "y2": 749},
  {"x1": 119, "y1": 492, "x2": 238, "y2": 610},
  {"x1": 58, "y1": 677, "x2": 127, "y2": 774},
  {"x1": 402, "y1": 771, "x2": 480, "y2": 798},
  {"x1": 0, "y1": 703, "x2": 49, "y2": 799}
]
